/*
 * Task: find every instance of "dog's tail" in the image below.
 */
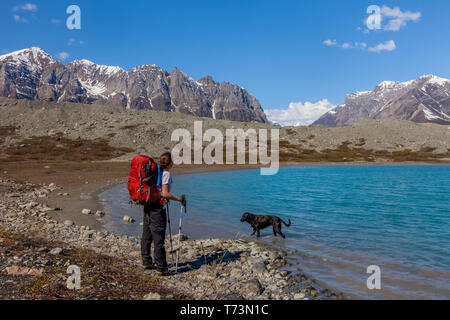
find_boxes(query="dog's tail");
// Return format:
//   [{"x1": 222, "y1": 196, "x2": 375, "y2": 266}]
[{"x1": 281, "y1": 219, "x2": 291, "y2": 227}]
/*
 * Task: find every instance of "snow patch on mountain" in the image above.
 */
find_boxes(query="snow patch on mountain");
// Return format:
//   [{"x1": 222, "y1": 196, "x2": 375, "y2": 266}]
[{"x1": 79, "y1": 80, "x2": 107, "y2": 97}]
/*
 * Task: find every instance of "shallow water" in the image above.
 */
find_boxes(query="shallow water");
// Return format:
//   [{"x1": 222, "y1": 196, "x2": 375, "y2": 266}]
[{"x1": 99, "y1": 165, "x2": 450, "y2": 300}]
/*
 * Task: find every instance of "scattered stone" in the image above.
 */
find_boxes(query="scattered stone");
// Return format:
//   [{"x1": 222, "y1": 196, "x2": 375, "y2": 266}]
[
  {"x1": 248, "y1": 257, "x2": 268, "y2": 274},
  {"x1": 82, "y1": 209, "x2": 92, "y2": 215},
  {"x1": 294, "y1": 293, "x2": 306, "y2": 300},
  {"x1": 123, "y1": 215, "x2": 135, "y2": 223},
  {"x1": 50, "y1": 248, "x2": 64, "y2": 255},
  {"x1": 143, "y1": 292, "x2": 161, "y2": 300},
  {"x1": 95, "y1": 210, "x2": 105, "y2": 217},
  {"x1": 64, "y1": 220, "x2": 74, "y2": 226},
  {"x1": 241, "y1": 279, "x2": 264, "y2": 295}
]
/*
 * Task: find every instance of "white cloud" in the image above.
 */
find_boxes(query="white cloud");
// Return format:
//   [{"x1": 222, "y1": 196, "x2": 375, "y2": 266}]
[
  {"x1": 381, "y1": 6, "x2": 421, "y2": 31},
  {"x1": 368, "y1": 40, "x2": 396, "y2": 53},
  {"x1": 13, "y1": 14, "x2": 28, "y2": 23},
  {"x1": 56, "y1": 52, "x2": 70, "y2": 61},
  {"x1": 323, "y1": 39, "x2": 337, "y2": 46},
  {"x1": 68, "y1": 38, "x2": 85, "y2": 46},
  {"x1": 340, "y1": 43, "x2": 352, "y2": 49},
  {"x1": 325, "y1": 38, "x2": 395, "y2": 53},
  {"x1": 51, "y1": 18, "x2": 61, "y2": 24},
  {"x1": 323, "y1": 39, "x2": 352, "y2": 49},
  {"x1": 13, "y1": 3, "x2": 38, "y2": 12},
  {"x1": 266, "y1": 99, "x2": 336, "y2": 127},
  {"x1": 323, "y1": 40, "x2": 370, "y2": 50}
]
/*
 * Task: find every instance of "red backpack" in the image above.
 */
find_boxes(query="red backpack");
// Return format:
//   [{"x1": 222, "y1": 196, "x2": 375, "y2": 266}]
[{"x1": 127, "y1": 155, "x2": 163, "y2": 206}]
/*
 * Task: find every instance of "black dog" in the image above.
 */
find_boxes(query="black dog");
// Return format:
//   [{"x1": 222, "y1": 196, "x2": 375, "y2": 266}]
[{"x1": 240, "y1": 212, "x2": 291, "y2": 239}]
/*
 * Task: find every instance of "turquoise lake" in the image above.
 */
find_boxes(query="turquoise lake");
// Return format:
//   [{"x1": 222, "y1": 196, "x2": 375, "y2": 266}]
[{"x1": 99, "y1": 165, "x2": 450, "y2": 299}]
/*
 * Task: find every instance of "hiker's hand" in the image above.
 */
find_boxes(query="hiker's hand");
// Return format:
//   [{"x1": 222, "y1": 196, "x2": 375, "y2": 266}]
[{"x1": 181, "y1": 194, "x2": 186, "y2": 208}]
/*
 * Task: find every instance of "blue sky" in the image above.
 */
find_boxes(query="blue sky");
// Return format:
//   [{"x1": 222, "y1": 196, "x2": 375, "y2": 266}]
[{"x1": 1, "y1": 0, "x2": 449, "y2": 124}]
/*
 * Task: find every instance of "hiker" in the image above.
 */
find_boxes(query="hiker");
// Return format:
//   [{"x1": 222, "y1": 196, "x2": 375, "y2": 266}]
[{"x1": 141, "y1": 152, "x2": 186, "y2": 275}]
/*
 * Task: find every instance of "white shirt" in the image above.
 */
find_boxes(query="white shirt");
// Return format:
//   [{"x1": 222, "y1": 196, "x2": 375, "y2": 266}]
[{"x1": 162, "y1": 171, "x2": 173, "y2": 192}]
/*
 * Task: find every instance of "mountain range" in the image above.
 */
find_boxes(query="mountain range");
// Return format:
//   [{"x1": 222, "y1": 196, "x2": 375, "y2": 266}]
[
  {"x1": 0, "y1": 47, "x2": 268, "y2": 123},
  {"x1": 1, "y1": 48, "x2": 449, "y2": 127},
  {"x1": 314, "y1": 75, "x2": 450, "y2": 126}
]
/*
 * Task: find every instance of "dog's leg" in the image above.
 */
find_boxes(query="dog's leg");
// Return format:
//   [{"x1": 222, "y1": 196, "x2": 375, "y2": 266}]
[
  {"x1": 251, "y1": 228, "x2": 256, "y2": 236},
  {"x1": 275, "y1": 223, "x2": 286, "y2": 239},
  {"x1": 256, "y1": 229, "x2": 261, "y2": 238},
  {"x1": 272, "y1": 226, "x2": 277, "y2": 237}
]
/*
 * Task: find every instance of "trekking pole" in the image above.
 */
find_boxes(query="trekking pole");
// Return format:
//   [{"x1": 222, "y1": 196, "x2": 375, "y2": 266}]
[
  {"x1": 175, "y1": 205, "x2": 185, "y2": 273},
  {"x1": 166, "y1": 203, "x2": 175, "y2": 269}
]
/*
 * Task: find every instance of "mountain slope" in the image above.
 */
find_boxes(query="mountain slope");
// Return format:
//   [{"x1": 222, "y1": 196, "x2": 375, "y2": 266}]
[
  {"x1": 0, "y1": 47, "x2": 268, "y2": 123},
  {"x1": 314, "y1": 75, "x2": 450, "y2": 126}
]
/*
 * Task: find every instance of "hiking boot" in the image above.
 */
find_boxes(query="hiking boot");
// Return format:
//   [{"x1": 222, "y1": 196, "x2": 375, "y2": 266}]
[{"x1": 142, "y1": 262, "x2": 156, "y2": 270}]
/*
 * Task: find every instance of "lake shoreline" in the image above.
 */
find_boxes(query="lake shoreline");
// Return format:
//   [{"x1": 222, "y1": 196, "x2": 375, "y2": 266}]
[{"x1": 0, "y1": 178, "x2": 345, "y2": 300}]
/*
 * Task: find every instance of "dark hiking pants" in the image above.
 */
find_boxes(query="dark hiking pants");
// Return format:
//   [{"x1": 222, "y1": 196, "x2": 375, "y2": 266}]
[{"x1": 141, "y1": 205, "x2": 168, "y2": 271}]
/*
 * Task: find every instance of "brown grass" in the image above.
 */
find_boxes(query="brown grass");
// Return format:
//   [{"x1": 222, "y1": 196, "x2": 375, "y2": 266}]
[
  {"x1": 120, "y1": 124, "x2": 143, "y2": 130},
  {"x1": 1, "y1": 134, "x2": 133, "y2": 162},
  {"x1": 279, "y1": 140, "x2": 450, "y2": 163}
]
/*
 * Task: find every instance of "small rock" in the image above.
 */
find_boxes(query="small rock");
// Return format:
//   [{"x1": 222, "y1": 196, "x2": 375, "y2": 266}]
[
  {"x1": 95, "y1": 210, "x2": 105, "y2": 217},
  {"x1": 64, "y1": 220, "x2": 74, "y2": 226},
  {"x1": 123, "y1": 215, "x2": 135, "y2": 223},
  {"x1": 50, "y1": 248, "x2": 64, "y2": 255},
  {"x1": 240, "y1": 279, "x2": 264, "y2": 295},
  {"x1": 144, "y1": 292, "x2": 161, "y2": 300},
  {"x1": 294, "y1": 293, "x2": 306, "y2": 300},
  {"x1": 82, "y1": 209, "x2": 91, "y2": 215}
]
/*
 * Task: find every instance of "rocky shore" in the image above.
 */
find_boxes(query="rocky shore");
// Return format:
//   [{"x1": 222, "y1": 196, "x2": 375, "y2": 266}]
[{"x1": 0, "y1": 178, "x2": 342, "y2": 300}]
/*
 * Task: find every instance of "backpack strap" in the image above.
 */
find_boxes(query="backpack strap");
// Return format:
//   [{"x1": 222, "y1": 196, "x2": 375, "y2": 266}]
[{"x1": 156, "y1": 163, "x2": 162, "y2": 191}]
